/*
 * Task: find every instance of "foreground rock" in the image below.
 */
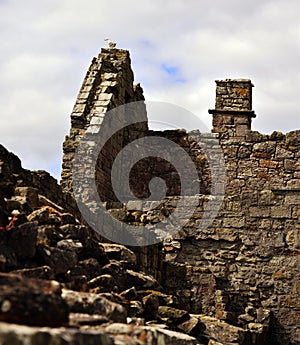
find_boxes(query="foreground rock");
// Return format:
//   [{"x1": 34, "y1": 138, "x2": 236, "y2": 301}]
[
  {"x1": 0, "y1": 273, "x2": 68, "y2": 327},
  {"x1": 62, "y1": 289, "x2": 127, "y2": 323},
  {"x1": 194, "y1": 314, "x2": 270, "y2": 345},
  {"x1": 0, "y1": 321, "x2": 200, "y2": 345}
]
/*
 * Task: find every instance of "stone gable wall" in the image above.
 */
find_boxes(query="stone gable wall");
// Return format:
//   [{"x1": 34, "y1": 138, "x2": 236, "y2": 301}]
[{"x1": 61, "y1": 48, "x2": 147, "y2": 197}]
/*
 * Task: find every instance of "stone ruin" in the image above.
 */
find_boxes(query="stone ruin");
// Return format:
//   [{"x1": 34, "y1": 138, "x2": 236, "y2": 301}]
[
  {"x1": 0, "y1": 47, "x2": 298, "y2": 345},
  {"x1": 62, "y1": 47, "x2": 300, "y2": 344}
]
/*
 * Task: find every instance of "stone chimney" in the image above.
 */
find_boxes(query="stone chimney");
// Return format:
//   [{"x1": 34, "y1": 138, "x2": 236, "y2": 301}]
[{"x1": 209, "y1": 79, "x2": 256, "y2": 137}]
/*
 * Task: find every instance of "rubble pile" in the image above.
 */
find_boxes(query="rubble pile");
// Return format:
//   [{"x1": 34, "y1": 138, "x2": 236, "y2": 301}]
[{"x1": 0, "y1": 143, "x2": 268, "y2": 345}]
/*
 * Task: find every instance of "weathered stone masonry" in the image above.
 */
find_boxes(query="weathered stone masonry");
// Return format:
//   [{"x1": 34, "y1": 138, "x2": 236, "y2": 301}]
[
  {"x1": 62, "y1": 48, "x2": 147, "y2": 199},
  {"x1": 62, "y1": 48, "x2": 300, "y2": 345}
]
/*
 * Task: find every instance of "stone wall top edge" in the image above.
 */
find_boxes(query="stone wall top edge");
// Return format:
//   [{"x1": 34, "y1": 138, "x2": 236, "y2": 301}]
[
  {"x1": 215, "y1": 78, "x2": 253, "y2": 83},
  {"x1": 285, "y1": 128, "x2": 300, "y2": 135},
  {"x1": 146, "y1": 128, "x2": 300, "y2": 144},
  {"x1": 248, "y1": 128, "x2": 300, "y2": 138},
  {"x1": 99, "y1": 47, "x2": 130, "y2": 56}
]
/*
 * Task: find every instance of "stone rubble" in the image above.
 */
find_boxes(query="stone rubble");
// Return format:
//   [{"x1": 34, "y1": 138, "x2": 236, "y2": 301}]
[{"x1": 0, "y1": 143, "x2": 208, "y2": 344}]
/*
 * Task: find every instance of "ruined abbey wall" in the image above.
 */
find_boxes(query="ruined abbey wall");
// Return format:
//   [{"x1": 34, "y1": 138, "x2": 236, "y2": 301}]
[
  {"x1": 61, "y1": 48, "x2": 147, "y2": 199},
  {"x1": 62, "y1": 48, "x2": 300, "y2": 345}
]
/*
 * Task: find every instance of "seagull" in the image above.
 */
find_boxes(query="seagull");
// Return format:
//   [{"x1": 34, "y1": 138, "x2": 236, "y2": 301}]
[{"x1": 104, "y1": 38, "x2": 116, "y2": 49}]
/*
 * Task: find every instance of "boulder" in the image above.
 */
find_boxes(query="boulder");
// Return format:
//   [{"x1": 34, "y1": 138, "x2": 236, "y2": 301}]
[
  {"x1": 62, "y1": 289, "x2": 127, "y2": 323},
  {"x1": 38, "y1": 244, "x2": 78, "y2": 274},
  {"x1": 68, "y1": 258, "x2": 101, "y2": 281},
  {"x1": 11, "y1": 266, "x2": 55, "y2": 280},
  {"x1": 0, "y1": 244, "x2": 18, "y2": 271},
  {"x1": 27, "y1": 207, "x2": 50, "y2": 224},
  {"x1": 0, "y1": 273, "x2": 68, "y2": 327},
  {"x1": 7, "y1": 222, "x2": 38, "y2": 260},
  {"x1": 158, "y1": 306, "x2": 190, "y2": 326},
  {"x1": 142, "y1": 293, "x2": 160, "y2": 321},
  {"x1": 15, "y1": 187, "x2": 39, "y2": 210},
  {"x1": 125, "y1": 269, "x2": 160, "y2": 290},
  {"x1": 88, "y1": 274, "x2": 117, "y2": 292}
]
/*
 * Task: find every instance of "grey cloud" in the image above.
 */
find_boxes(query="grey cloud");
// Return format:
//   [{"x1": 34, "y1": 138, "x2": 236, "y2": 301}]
[{"x1": 0, "y1": 0, "x2": 299, "y2": 179}]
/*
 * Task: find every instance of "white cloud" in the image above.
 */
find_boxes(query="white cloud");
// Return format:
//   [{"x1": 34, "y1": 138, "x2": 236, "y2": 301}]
[{"x1": 0, "y1": 0, "x2": 299, "y2": 179}]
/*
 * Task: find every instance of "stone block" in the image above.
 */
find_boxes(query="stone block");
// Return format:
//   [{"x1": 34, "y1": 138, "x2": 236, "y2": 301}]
[
  {"x1": 258, "y1": 190, "x2": 276, "y2": 205},
  {"x1": 11, "y1": 266, "x2": 54, "y2": 280},
  {"x1": 28, "y1": 207, "x2": 50, "y2": 223},
  {"x1": 216, "y1": 228, "x2": 238, "y2": 242},
  {"x1": 94, "y1": 100, "x2": 110, "y2": 107},
  {"x1": 275, "y1": 147, "x2": 294, "y2": 159},
  {"x1": 90, "y1": 116, "x2": 104, "y2": 125},
  {"x1": 286, "y1": 130, "x2": 300, "y2": 146},
  {"x1": 15, "y1": 187, "x2": 39, "y2": 209},
  {"x1": 68, "y1": 258, "x2": 101, "y2": 281},
  {"x1": 271, "y1": 206, "x2": 291, "y2": 218},
  {"x1": 7, "y1": 222, "x2": 38, "y2": 260},
  {"x1": 249, "y1": 206, "x2": 270, "y2": 218},
  {"x1": 194, "y1": 314, "x2": 249, "y2": 343},
  {"x1": 77, "y1": 92, "x2": 89, "y2": 99},
  {"x1": 285, "y1": 229, "x2": 300, "y2": 250},
  {"x1": 292, "y1": 206, "x2": 300, "y2": 219},
  {"x1": 279, "y1": 296, "x2": 300, "y2": 309},
  {"x1": 102, "y1": 72, "x2": 118, "y2": 80},
  {"x1": 98, "y1": 93, "x2": 113, "y2": 101},
  {"x1": 253, "y1": 141, "x2": 276, "y2": 154},
  {"x1": 235, "y1": 124, "x2": 250, "y2": 137},
  {"x1": 287, "y1": 179, "x2": 300, "y2": 187},
  {"x1": 62, "y1": 289, "x2": 127, "y2": 323},
  {"x1": 38, "y1": 245, "x2": 78, "y2": 275},
  {"x1": 284, "y1": 159, "x2": 297, "y2": 171},
  {"x1": 72, "y1": 103, "x2": 86, "y2": 113},
  {"x1": 234, "y1": 116, "x2": 250, "y2": 125},
  {"x1": 259, "y1": 159, "x2": 278, "y2": 169},
  {"x1": 252, "y1": 152, "x2": 271, "y2": 159},
  {"x1": 223, "y1": 217, "x2": 245, "y2": 228},
  {"x1": 125, "y1": 269, "x2": 159, "y2": 289},
  {"x1": 0, "y1": 244, "x2": 18, "y2": 271},
  {"x1": 101, "y1": 243, "x2": 136, "y2": 264}
]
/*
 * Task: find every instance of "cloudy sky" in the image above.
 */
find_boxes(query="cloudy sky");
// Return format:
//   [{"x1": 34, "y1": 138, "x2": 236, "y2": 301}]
[{"x1": 0, "y1": 0, "x2": 299, "y2": 180}]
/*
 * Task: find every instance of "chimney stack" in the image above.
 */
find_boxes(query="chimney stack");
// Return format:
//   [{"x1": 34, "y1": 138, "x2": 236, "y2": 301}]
[{"x1": 209, "y1": 79, "x2": 256, "y2": 137}]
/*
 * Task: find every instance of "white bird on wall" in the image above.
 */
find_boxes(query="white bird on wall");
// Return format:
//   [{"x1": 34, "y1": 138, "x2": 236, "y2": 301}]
[{"x1": 104, "y1": 38, "x2": 116, "y2": 48}]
